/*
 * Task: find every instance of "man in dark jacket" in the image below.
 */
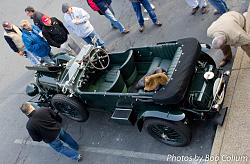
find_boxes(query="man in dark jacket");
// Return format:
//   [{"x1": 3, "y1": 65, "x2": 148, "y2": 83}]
[
  {"x1": 41, "y1": 15, "x2": 79, "y2": 55},
  {"x1": 25, "y1": 6, "x2": 45, "y2": 30},
  {"x1": 87, "y1": 0, "x2": 129, "y2": 34},
  {"x1": 19, "y1": 102, "x2": 82, "y2": 161}
]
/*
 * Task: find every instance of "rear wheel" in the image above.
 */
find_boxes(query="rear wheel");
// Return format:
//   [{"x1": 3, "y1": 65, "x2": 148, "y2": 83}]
[
  {"x1": 51, "y1": 94, "x2": 89, "y2": 122},
  {"x1": 143, "y1": 119, "x2": 191, "y2": 147}
]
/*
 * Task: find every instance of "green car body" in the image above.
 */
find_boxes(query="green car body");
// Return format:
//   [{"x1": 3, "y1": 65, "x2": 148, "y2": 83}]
[{"x1": 26, "y1": 38, "x2": 228, "y2": 147}]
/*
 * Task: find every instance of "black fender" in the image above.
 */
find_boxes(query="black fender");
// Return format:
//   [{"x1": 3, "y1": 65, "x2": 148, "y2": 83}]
[{"x1": 137, "y1": 111, "x2": 186, "y2": 132}]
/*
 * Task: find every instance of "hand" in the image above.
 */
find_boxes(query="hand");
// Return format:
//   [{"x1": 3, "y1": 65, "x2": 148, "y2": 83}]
[
  {"x1": 72, "y1": 19, "x2": 77, "y2": 24},
  {"x1": 72, "y1": 18, "x2": 81, "y2": 24},
  {"x1": 18, "y1": 51, "x2": 24, "y2": 56}
]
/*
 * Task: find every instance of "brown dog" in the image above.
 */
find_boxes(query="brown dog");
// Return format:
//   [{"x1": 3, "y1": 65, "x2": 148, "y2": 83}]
[{"x1": 144, "y1": 72, "x2": 169, "y2": 91}]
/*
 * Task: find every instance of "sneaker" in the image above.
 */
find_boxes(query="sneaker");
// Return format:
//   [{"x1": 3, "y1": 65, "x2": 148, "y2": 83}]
[
  {"x1": 191, "y1": 6, "x2": 199, "y2": 15},
  {"x1": 201, "y1": 6, "x2": 209, "y2": 14},
  {"x1": 139, "y1": 26, "x2": 144, "y2": 33},
  {"x1": 213, "y1": 10, "x2": 221, "y2": 15},
  {"x1": 154, "y1": 21, "x2": 162, "y2": 27},
  {"x1": 76, "y1": 154, "x2": 82, "y2": 162},
  {"x1": 121, "y1": 29, "x2": 130, "y2": 34}
]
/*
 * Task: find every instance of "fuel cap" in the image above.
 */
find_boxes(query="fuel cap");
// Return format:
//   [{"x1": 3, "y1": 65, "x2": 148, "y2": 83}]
[{"x1": 204, "y1": 71, "x2": 214, "y2": 80}]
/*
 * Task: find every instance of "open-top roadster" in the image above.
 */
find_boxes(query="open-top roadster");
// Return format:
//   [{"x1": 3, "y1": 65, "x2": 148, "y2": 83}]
[{"x1": 25, "y1": 38, "x2": 229, "y2": 147}]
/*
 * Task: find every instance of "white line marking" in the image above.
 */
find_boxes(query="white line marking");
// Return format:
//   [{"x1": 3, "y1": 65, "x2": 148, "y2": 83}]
[{"x1": 14, "y1": 139, "x2": 206, "y2": 163}]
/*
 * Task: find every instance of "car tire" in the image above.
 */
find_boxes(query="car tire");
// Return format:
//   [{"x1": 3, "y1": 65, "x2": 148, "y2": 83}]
[
  {"x1": 143, "y1": 119, "x2": 191, "y2": 147},
  {"x1": 51, "y1": 94, "x2": 89, "y2": 122}
]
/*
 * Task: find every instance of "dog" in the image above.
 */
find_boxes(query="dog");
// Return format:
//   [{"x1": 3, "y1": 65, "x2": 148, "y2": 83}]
[
  {"x1": 144, "y1": 72, "x2": 169, "y2": 91},
  {"x1": 136, "y1": 67, "x2": 169, "y2": 91}
]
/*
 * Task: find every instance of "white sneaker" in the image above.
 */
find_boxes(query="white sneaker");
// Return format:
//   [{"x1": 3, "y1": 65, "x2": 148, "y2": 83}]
[{"x1": 76, "y1": 154, "x2": 82, "y2": 162}]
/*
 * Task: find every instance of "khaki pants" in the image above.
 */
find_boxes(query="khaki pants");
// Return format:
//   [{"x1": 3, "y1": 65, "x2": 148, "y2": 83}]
[
  {"x1": 241, "y1": 45, "x2": 250, "y2": 58},
  {"x1": 60, "y1": 36, "x2": 81, "y2": 56}
]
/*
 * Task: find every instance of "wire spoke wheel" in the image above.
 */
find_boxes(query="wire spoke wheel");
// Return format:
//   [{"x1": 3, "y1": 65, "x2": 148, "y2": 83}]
[
  {"x1": 144, "y1": 119, "x2": 191, "y2": 147},
  {"x1": 51, "y1": 94, "x2": 89, "y2": 122}
]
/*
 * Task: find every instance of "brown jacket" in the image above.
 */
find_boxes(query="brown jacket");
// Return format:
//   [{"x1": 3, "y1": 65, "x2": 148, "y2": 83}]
[
  {"x1": 207, "y1": 11, "x2": 250, "y2": 47},
  {"x1": 4, "y1": 25, "x2": 24, "y2": 52}
]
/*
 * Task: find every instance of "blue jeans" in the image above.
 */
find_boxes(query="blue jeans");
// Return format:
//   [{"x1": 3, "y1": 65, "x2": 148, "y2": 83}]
[
  {"x1": 41, "y1": 55, "x2": 55, "y2": 64},
  {"x1": 83, "y1": 31, "x2": 105, "y2": 48},
  {"x1": 25, "y1": 50, "x2": 41, "y2": 65},
  {"x1": 104, "y1": 8, "x2": 126, "y2": 33},
  {"x1": 131, "y1": 0, "x2": 158, "y2": 27},
  {"x1": 48, "y1": 129, "x2": 79, "y2": 160},
  {"x1": 208, "y1": 0, "x2": 229, "y2": 14}
]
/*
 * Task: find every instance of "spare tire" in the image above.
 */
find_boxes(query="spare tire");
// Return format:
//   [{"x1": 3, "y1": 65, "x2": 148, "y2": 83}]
[{"x1": 51, "y1": 94, "x2": 89, "y2": 122}]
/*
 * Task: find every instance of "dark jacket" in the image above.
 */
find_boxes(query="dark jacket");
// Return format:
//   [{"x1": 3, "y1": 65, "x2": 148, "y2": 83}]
[
  {"x1": 32, "y1": 11, "x2": 44, "y2": 30},
  {"x1": 42, "y1": 17, "x2": 69, "y2": 48},
  {"x1": 93, "y1": 0, "x2": 112, "y2": 14},
  {"x1": 26, "y1": 108, "x2": 62, "y2": 143},
  {"x1": 22, "y1": 25, "x2": 51, "y2": 57},
  {"x1": 4, "y1": 35, "x2": 19, "y2": 52}
]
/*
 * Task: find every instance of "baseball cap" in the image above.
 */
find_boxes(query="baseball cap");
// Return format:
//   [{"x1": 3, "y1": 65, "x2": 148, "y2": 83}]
[
  {"x1": 2, "y1": 21, "x2": 12, "y2": 30},
  {"x1": 41, "y1": 15, "x2": 51, "y2": 26},
  {"x1": 62, "y1": 3, "x2": 71, "y2": 13}
]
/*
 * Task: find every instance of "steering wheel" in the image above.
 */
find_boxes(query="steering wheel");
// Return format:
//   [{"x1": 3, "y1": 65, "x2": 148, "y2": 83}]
[{"x1": 88, "y1": 48, "x2": 110, "y2": 70}]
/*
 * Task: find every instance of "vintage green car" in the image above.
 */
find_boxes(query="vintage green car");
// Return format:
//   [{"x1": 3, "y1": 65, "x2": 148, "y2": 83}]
[{"x1": 25, "y1": 38, "x2": 229, "y2": 147}]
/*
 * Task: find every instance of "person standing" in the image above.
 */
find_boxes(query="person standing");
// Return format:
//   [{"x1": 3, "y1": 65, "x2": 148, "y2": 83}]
[
  {"x1": 25, "y1": 6, "x2": 45, "y2": 30},
  {"x1": 208, "y1": 0, "x2": 229, "y2": 15},
  {"x1": 185, "y1": 0, "x2": 209, "y2": 15},
  {"x1": 41, "y1": 15, "x2": 79, "y2": 55},
  {"x1": 62, "y1": 3, "x2": 105, "y2": 48},
  {"x1": 20, "y1": 20, "x2": 54, "y2": 64},
  {"x1": 207, "y1": 11, "x2": 250, "y2": 67},
  {"x1": 2, "y1": 21, "x2": 40, "y2": 65},
  {"x1": 19, "y1": 102, "x2": 82, "y2": 161},
  {"x1": 87, "y1": 0, "x2": 130, "y2": 34},
  {"x1": 129, "y1": 0, "x2": 162, "y2": 32}
]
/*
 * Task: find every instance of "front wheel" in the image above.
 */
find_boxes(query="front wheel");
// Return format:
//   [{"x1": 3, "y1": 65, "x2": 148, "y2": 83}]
[
  {"x1": 143, "y1": 119, "x2": 191, "y2": 147},
  {"x1": 51, "y1": 94, "x2": 89, "y2": 122}
]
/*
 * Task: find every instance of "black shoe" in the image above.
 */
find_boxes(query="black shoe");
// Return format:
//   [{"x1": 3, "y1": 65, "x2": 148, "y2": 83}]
[
  {"x1": 154, "y1": 21, "x2": 162, "y2": 26},
  {"x1": 121, "y1": 29, "x2": 130, "y2": 34},
  {"x1": 201, "y1": 6, "x2": 209, "y2": 14},
  {"x1": 139, "y1": 26, "x2": 144, "y2": 33},
  {"x1": 191, "y1": 6, "x2": 199, "y2": 15}
]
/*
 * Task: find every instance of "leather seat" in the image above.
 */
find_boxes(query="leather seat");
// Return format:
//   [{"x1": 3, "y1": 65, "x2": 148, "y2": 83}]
[
  {"x1": 89, "y1": 68, "x2": 127, "y2": 93},
  {"x1": 120, "y1": 50, "x2": 137, "y2": 86}
]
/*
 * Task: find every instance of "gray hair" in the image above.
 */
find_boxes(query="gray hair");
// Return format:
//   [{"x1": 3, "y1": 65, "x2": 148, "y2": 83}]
[
  {"x1": 20, "y1": 102, "x2": 34, "y2": 115},
  {"x1": 212, "y1": 35, "x2": 226, "y2": 49}
]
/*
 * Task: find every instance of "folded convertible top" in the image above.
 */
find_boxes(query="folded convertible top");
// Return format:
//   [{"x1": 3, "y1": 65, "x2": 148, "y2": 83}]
[{"x1": 153, "y1": 38, "x2": 201, "y2": 104}]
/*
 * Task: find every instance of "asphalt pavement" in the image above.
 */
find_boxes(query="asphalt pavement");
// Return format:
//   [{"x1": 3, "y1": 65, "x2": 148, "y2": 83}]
[{"x1": 0, "y1": 0, "x2": 248, "y2": 164}]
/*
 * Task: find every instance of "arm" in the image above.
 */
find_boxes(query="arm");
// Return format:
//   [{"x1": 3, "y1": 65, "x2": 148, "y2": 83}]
[
  {"x1": 4, "y1": 36, "x2": 19, "y2": 53},
  {"x1": 55, "y1": 18, "x2": 69, "y2": 34},
  {"x1": 49, "y1": 109, "x2": 62, "y2": 123},
  {"x1": 64, "y1": 15, "x2": 75, "y2": 33},
  {"x1": 22, "y1": 34, "x2": 43, "y2": 53},
  {"x1": 76, "y1": 8, "x2": 90, "y2": 24},
  {"x1": 42, "y1": 29, "x2": 61, "y2": 48},
  {"x1": 27, "y1": 126, "x2": 42, "y2": 142}
]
